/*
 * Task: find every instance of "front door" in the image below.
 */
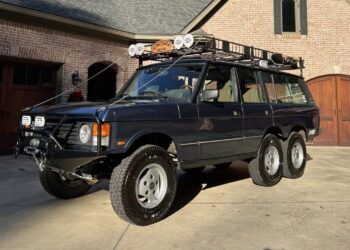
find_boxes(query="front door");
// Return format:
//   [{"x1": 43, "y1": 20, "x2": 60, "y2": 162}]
[{"x1": 198, "y1": 64, "x2": 243, "y2": 159}]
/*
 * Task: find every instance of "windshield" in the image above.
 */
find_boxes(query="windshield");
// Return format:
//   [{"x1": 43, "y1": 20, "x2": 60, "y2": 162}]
[{"x1": 118, "y1": 64, "x2": 204, "y2": 102}]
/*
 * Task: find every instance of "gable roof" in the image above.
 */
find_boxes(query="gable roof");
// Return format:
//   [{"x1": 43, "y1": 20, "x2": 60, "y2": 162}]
[{"x1": 0, "y1": 0, "x2": 220, "y2": 37}]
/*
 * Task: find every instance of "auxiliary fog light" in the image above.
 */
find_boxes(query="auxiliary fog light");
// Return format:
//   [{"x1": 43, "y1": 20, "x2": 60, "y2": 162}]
[
  {"x1": 135, "y1": 43, "x2": 145, "y2": 56},
  {"x1": 34, "y1": 116, "x2": 45, "y2": 127},
  {"x1": 128, "y1": 44, "x2": 137, "y2": 57},
  {"x1": 174, "y1": 35, "x2": 184, "y2": 49},
  {"x1": 21, "y1": 116, "x2": 31, "y2": 127},
  {"x1": 79, "y1": 124, "x2": 91, "y2": 144},
  {"x1": 183, "y1": 34, "x2": 194, "y2": 48},
  {"x1": 92, "y1": 123, "x2": 110, "y2": 147}
]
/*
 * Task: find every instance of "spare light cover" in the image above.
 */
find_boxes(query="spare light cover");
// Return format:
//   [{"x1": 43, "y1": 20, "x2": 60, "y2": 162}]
[
  {"x1": 79, "y1": 124, "x2": 91, "y2": 144},
  {"x1": 128, "y1": 44, "x2": 137, "y2": 57},
  {"x1": 34, "y1": 116, "x2": 45, "y2": 127},
  {"x1": 21, "y1": 116, "x2": 31, "y2": 126},
  {"x1": 183, "y1": 34, "x2": 194, "y2": 48},
  {"x1": 135, "y1": 43, "x2": 145, "y2": 56},
  {"x1": 174, "y1": 36, "x2": 184, "y2": 49}
]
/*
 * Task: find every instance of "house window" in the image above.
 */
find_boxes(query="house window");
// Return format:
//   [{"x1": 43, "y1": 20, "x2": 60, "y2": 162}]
[
  {"x1": 282, "y1": 0, "x2": 298, "y2": 32},
  {"x1": 274, "y1": 0, "x2": 308, "y2": 35},
  {"x1": 13, "y1": 63, "x2": 56, "y2": 88}
]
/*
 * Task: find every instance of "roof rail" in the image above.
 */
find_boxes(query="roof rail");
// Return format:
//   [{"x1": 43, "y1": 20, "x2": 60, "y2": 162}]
[{"x1": 129, "y1": 35, "x2": 305, "y2": 76}]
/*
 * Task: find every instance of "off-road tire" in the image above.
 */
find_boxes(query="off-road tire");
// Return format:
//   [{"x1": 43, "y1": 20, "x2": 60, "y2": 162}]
[
  {"x1": 248, "y1": 134, "x2": 283, "y2": 187},
  {"x1": 281, "y1": 132, "x2": 306, "y2": 179},
  {"x1": 182, "y1": 166, "x2": 205, "y2": 174},
  {"x1": 109, "y1": 145, "x2": 177, "y2": 226},
  {"x1": 39, "y1": 170, "x2": 91, "y2": 199}
]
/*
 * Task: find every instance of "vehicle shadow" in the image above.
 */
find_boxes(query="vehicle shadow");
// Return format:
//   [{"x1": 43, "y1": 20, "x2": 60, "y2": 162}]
[{"x1": 169, "y1": 161, "x2": 250, "y2": 217}]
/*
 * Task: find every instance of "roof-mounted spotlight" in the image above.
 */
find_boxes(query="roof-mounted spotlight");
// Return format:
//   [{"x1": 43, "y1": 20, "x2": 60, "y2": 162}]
[
  {"x1": 183, "y1": 34, "x2": 194, "y2": 48},
  {"x1": 174, "y1": 36, "x2": 184, "y2": 50},
  {"x1": 135, "y1": 43, "x2": 145, "y2": 56},
  {"x1": 128, "y1": 44, "x2": 137, "y2": 57}
]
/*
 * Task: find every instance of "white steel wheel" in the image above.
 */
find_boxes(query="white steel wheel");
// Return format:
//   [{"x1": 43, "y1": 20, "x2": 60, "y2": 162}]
[
  {"x1": 264, "y1": 145, "x2": 280, "y2": 176},
  {"x1": 281, "y1": 132, "x2": 307, "y2": 179},
  {"x1": 135, "y1": 163, "x2": 168, "y2": 209},
  {"x1": 248, "y1": 134, "x2": 283, "y2": 187},
  {"x1": 291, "y1": 141, "x2": 304, "y2": 169}
]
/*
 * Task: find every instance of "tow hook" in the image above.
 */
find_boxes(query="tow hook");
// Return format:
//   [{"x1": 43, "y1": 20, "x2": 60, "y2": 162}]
[{"x1": 24, "y1": 146, "x2": 45, "y2": 172}]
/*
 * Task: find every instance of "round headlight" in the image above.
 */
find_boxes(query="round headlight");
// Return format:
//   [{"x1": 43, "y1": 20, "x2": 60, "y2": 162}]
[{"x1": 79, "y1": 124, "x2": 91, "y2": 144}]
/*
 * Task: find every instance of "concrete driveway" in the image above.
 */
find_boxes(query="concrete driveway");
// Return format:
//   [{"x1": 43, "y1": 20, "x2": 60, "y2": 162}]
[{"x1": 0, "y1": 147, "x2": 349, "y2": 250}]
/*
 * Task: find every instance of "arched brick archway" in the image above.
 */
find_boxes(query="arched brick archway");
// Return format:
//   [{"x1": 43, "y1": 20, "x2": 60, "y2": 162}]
[
  {"x1": 87, "y1": 61, "x2": 118, "y2": 101},
  {"x1": 307, "y1": 74, "x2": 350, "y2": 146}
]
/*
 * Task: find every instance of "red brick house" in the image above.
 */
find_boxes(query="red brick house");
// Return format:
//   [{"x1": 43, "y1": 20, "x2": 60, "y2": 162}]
[{"x1": 0, "y1": 0, "x2": 349, "y2": 153}]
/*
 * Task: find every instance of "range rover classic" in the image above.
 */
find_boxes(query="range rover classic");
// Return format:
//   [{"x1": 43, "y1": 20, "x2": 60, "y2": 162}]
[{"x1": 16, "y1": 35, "x2": 320, "y2": 225}]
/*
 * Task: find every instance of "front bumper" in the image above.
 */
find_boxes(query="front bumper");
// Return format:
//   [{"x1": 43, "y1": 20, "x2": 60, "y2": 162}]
[{"x1": 17, "y1": 114, "x2": 108, "y2": 173}]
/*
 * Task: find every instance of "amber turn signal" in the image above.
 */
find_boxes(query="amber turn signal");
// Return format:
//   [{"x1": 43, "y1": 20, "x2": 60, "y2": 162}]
[{"x1": 92, "y1": 123, "x2": 110, "y2": 137}]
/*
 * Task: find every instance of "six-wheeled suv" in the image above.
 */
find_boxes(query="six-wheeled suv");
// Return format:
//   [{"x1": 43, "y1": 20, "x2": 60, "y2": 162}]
[{"x1": 16, "y1": 35, "x2": 320, "y2": 225}]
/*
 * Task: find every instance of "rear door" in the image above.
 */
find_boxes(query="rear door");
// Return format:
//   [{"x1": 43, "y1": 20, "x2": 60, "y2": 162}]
[
  {"x1": 236, "y1": 67, "x2": 273, "y2": 154},
  {"x1": 198, "y1": 63, "x2": 243, "y2": 159}
]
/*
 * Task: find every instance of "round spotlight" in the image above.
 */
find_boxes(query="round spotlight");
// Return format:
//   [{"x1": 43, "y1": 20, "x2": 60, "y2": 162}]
[
  {"x1": 128, "y1": 44, "x2": 136, "y2": 57},
  {"x1": 183, "y1": 34, "x2": 194, "y2": 48},
  {"x1": 135, "y1": 43, "x2": 145, "y2": 56},
  {"x1": 174, "y1": 36, "x2": 184, "y2": 50}
]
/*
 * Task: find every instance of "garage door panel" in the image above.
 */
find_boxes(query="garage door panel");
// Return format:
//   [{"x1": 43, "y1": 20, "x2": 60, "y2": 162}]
[
  {"x1": 338, "y1": 76, "x2": 350, "y2": 146},
  {"x1": 308, "y1": 76, "x2": 338, "y2": 145}
]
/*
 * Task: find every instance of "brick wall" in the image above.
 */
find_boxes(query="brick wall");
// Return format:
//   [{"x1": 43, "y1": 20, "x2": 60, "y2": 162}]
[
  {"x1": 0, "y1": 18, "x2": 138, "y2": 101},
  {"x1": 200, "y1": 0, "x2": 350, "y2": 80}
]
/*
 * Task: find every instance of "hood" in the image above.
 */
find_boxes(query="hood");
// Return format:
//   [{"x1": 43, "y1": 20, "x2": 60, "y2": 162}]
[
  {"x1": 27, "y1": 102, "x2": 109, "y2": 116},
  {"x1": 26, "y1": 100, "x2": 181, "y2": 122}
]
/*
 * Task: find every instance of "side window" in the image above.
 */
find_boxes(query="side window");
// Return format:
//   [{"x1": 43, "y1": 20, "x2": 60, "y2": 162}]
[
  {"x1": 237, "y1": 67, "x2": 267, "y2": 103},
  {"x1": 273, "y1": 74, "x2": 293, "y2": 103},
  {"x1": 260, "y1": 72, "x2": 276, "y2": 103},
  {"x1": 287, "y1": 76, "x2": 308, "y2": 104},
  {"x1": 203, "y1": 64, "x2": 238, "y2": 103}
]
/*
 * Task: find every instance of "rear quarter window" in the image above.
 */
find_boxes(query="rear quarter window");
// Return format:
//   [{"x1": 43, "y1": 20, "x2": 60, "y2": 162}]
[{"x1": 273, "y1": 74, "x2": 307, "y2": 104}]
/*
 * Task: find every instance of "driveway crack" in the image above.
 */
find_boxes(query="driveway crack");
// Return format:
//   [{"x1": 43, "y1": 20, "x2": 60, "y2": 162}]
[{"x1": 113, "y1": 223, "x2": 130, "y2": 250}]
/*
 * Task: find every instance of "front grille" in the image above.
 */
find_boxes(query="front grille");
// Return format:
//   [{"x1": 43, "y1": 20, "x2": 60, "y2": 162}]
[{"x1": 22, "y1": 116, "x2": 96, "y2": 151}]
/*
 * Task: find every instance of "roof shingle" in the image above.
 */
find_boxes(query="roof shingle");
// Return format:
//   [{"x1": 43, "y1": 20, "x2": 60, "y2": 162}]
[{"x1": 0, "y1": 0, "x2": 213, "y2": 35}]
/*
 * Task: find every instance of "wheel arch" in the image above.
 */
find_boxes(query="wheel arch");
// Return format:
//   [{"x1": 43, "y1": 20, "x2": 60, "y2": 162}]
[{"x1": 126, "y1": 131, "x2": 178, "y2": 156}]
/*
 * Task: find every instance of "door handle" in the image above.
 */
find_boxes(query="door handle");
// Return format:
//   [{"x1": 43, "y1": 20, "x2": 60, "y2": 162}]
[
  {"x1": 265, "y1": 110, "x2": 270, "y2": 116},
  {"x1": 233, "y1": 110, "x2": 240, "y2": 116}
]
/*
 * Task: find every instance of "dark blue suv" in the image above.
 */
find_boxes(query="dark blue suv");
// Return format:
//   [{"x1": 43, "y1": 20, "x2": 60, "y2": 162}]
[{"x1": 17, "y1": 36, "x2": 320, "y2": 225}]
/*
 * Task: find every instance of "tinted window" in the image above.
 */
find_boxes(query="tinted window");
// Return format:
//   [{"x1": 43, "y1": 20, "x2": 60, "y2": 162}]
[
  {"x1": 202, "y1": 65, "x2": 238, "y2": 103},
  {"x1": 12, "y1": 63, "x2": 56, "y2": 87},
  {"x1": 260, "y1": 72, "x2": 276, "y2": 103},
  {"x1": 237, "y1": 67, "x2": 266, "y2": 103},
  {"x1": 13, "y1": 64, "x2": 27, "y2": 85},
  {"x1": 27, "y1": 67, "x2": 40, "y2": 85}
]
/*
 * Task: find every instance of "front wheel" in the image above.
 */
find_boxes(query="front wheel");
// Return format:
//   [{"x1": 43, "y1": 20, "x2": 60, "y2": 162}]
[
  {"x1": 109, "y1": 145, "x2": 177, "y2": 226},
  {"x1": 248, "y1": 134, "x2": 283, "y2": 187},
  {"x1": 39, "y1": 171, "x2": 91, "y2": 199}
]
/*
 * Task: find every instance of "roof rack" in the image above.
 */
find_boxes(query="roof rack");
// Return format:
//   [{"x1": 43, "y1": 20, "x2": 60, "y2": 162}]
[{"x1": 129, "y1": 35, "x2": 305, "y2": 76}]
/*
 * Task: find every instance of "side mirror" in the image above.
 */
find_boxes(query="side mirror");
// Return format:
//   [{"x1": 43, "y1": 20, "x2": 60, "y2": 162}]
[{"x1": 200, "y1": 89, "x2": 219, "y2": 102}]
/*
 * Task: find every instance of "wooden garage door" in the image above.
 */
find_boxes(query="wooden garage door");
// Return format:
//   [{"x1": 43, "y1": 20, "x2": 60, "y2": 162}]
[
  {"x1": 0, "y1": 60, "x2": 58, "y2": 154},
  {"x1": 307, "y1": 75, "x2": 350, "y2": 146}
]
